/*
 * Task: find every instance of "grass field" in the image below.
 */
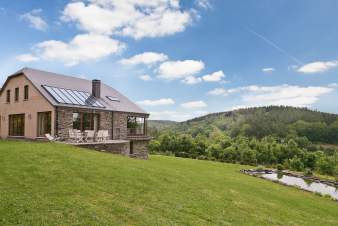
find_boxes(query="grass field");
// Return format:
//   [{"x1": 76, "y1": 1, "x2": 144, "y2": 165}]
[{"x1": 0, "y1": 140, "x2": 337, "y2": 225}]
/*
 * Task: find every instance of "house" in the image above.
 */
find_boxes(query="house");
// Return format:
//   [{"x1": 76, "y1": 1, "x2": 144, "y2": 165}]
[{"x1": 0, "y1": 68, "x2": 150, "y2": 159}]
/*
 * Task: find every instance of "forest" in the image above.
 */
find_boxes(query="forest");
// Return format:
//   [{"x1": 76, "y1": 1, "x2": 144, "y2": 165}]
[{"x1": 148, "y1": 106, "x2": 338, "y2": 177}]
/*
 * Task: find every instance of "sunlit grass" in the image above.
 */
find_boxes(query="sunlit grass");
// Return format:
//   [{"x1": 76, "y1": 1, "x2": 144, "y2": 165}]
[{"x1": 0, "y1": 140, "x2": 337, "y2": 225}]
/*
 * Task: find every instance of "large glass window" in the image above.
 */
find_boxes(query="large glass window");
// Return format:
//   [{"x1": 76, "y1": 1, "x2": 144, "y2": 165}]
[
  {"x1": 127, "y1": 116, "x2": 145, "y2": 136},
  {"x1": 72, "y1": 112, "x2": 99, "y2": 131},
  {"x1": 9, "y1": 114, "x2": 25, "y2": 136},
  {"x1": 37, "y1": 112, "x2": 51, "y2": 137}
]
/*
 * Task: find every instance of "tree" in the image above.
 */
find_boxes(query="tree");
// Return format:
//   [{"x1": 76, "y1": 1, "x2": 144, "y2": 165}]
[
  {"x1": 289, "y1": 157, "x2": 304, "y2": 171},
  {"x1": 317, "y1": 156, "x2": 336, "y2": 175}
]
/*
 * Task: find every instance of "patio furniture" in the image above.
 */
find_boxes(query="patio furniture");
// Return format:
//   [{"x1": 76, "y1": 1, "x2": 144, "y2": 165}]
[
  {"x1": 103, "y1": 130, "x2": 109, "y2": 141},
  {"x1": 84, "y1": 130, "x2": 95, "y2": 142},
  {"x1": 45, "y1": 133, "x2": 61, "y2": 141},
  {"x1": 74, "y1": 130, "x2": 85, "y2": 143},
  {"x1": 97, "y1": 130, "x2": 109, "y2": 142},
  {"x1": 68, "y1": 129, "x2": 76, "y2": 142}
]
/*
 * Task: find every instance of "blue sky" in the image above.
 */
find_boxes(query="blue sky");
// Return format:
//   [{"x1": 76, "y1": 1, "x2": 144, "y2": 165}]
[{"x1": 0, "y1": 0, "x2": 337, "y2": 121}]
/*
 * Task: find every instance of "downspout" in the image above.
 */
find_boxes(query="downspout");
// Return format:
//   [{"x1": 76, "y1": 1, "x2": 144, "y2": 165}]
[{"x1": 55, "y1": 106, "x2": 58, "y2": 137}]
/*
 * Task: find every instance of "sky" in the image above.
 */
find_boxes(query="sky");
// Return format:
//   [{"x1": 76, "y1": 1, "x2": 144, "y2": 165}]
[{"x1": 0, "y1": 0, "x2": 338, "y2": 121}]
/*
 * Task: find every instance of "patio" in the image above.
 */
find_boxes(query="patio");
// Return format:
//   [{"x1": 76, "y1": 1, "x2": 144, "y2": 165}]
[{"x1": 65, "y1": 139, "x2": 131, "y2": 156}]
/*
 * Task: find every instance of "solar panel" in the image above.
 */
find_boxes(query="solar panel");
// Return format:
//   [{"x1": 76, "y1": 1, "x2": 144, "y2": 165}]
[
  {"x1": 106, "y1": 96, "x2": 120, "y2": 102},
  {"x1": 42, "y1": 85, "x2": 105, "y2": 108}
]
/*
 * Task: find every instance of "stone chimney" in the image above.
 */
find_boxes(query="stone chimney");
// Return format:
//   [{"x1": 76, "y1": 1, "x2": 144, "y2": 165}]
[{"x1": 92, "y1": 79, "x2": 101, "y2": 98}]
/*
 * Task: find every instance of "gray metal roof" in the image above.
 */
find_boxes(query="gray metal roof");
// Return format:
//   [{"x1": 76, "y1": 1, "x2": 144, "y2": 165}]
[{"x1": 7, "y1": 67, "x2": 148, "y2": 115}]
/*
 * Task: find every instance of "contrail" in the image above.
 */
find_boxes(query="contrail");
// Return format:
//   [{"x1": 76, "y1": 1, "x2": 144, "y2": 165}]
[{"x1": 246, "y1": 28, "x2": 303, "y2": 65}]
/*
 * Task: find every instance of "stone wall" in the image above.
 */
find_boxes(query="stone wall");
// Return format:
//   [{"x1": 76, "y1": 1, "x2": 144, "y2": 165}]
[
  {"x1": 55, "y1": 107, "x2": 151, "y2": 159},
  {"x1": 56, "y1": 107, "x2": 73, "y2": 139},
  {"x1": 112, "y1": 112, "x2": 128, "y2": 139},
  {"x1": 56, "y1": 107, "x2": 112, "y2": 140},
  {"x1": 77, "y1": 142, "x2": 130, "y2": 156},
  {"x1": 130, "y1": 139, "x2": 149, "y2": 159}
]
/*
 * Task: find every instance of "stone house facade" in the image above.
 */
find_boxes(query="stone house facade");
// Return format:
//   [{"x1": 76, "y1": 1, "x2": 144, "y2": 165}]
[{"x1": 0, "y1": 68, "x2": 150, "y2": 159}]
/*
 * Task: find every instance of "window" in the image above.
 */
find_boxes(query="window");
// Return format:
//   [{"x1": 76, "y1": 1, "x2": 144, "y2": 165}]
[
  {"x1": 127, "y1": 116, "x2": 145, "y2": 136},
  {"x1": 42, "y1": 85, "x2": 105, "y2": 108},
  {"x1": 106, "y1": 96, "x2": 120, "y2": 102},
  {"x1": 6, "y1": 90, "x2": 10, "y2": 103},
  {"x1": 9, "y1": 114, "x2": 25, "y2": 136},
  {"x1": 24, "y1": 85, "x2": 29, "y2": 100},
  {"x1": 73, "y1": 112, "x2": 99, "y2": 131},
  {"x1": 15, "y1": 87, "x2": 19, "y2": 102},
  {"x1": 37, "y1": 112, "x2": 51, "y2": 137},
  {"x1": 73, "y1": 113, "x2": 81, "y2": 130}
]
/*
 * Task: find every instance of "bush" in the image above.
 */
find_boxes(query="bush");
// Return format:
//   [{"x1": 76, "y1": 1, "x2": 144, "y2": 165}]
[
  {"x1": 276, "y1": 164, "x2": 284, "y2": 171},
  {"x1": 289, "y1": 157, "x2": 304, "y2": 171},
  {"x1": 148, "y1": 140, "x2": 161, "y2": 153},
  {"x1": 304, "y1": 168, "x2": 313, "y2": 176},
  {"x1": 256, "y1": 165, "x2": 264, "y2": 171},
  {"x1": 317, "y1": 156, "x2": 335, "y2": 175}
]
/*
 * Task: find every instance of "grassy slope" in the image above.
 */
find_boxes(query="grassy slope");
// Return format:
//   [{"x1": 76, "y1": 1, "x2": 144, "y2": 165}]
[{"x1": 0, "y1": 141, "x2": 337, "y2": 226}]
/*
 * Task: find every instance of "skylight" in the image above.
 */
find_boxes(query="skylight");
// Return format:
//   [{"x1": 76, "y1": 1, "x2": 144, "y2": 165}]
[
  {"x1": 42, "y1": 85, "x2": 105, "y2": 108},
  {"x1": 106, "y1": 96, "x2": 120, "y2": 102}
]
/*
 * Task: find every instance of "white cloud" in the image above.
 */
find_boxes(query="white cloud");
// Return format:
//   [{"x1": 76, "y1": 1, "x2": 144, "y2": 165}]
[
  {"x1": 328, "y1": 83, "x2": 338, "y2": 88},
  {"x1": 207, "y1": 88, "x2": 227, "y2": 96},
  {"x1": 139, "y1": 74, "x2": 152, "y2": 81},
  {"x1": 181, "y1": 100, "x2": 207, "y2": 109},
  {"x1": 158, "y1": 60, "x2": 205, "y2": 80},
  {"x1": 120, "y1": 52, "x2": 168, "y2": 66},
  {"x1": 297, "y1": 60, "x2": 338, "y2": 74},
  {"x1": 208, "y1": 84, "x2": 335, "y2": 107},
  {"x1": 137, "y1": 98, "x2": 175, "y2": 106},
  {"x1": 149, "y1": 110, "x2": 208, "y2": 121},
  {"x1": 195, "y1": 0, "x2": 212, "y2": 9},
  {"x1": 23, "y1": 33, "x2": 125, "y2": 66},
  {"x1": 16, "y1": 54, "x2": 39, "y2": 62},
  {"x1": 61, "y1": 0, "x2": 194, "y2": 39},
  {"x1": 182, "y1": 76, "x2": 202, "y2": 85},
  {"x1": 149, "y1": 111, "x2": 191, "y2": 121},
  {"x1": 20, "y1": 9, "x2": 48, "y2": 31},
  {"x1": 262, "y1": 67, "x2": 275, "y2": 73},
  {"x1": 202, "y1": 70, "x2": 225, "y2": 82}
]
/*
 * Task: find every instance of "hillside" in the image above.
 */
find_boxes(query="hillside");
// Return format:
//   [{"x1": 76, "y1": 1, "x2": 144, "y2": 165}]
[
  {"x1": 148, "y1": 120, "x2": 178, "y2": 130},
  {"x1": 149, "y1": 106, "x2": 338, "y2": 143},
  {"x1": 0, "y1": 140, "x2": 338, "y2": 225}
]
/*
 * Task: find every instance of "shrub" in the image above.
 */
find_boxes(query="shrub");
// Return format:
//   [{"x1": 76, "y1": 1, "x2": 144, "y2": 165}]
[
  {"x1": 276, "y1": 164, "x2": 284, "y2": 171},
  {"x1": 304, "y1": 168, "x2": 313, "y2": 176},
  {"x1": 256, "y1": 165, "x2": 264, "y2": 171},
  {"x1": 289, "y1": 157, "x2": 304, "y2": 171}
]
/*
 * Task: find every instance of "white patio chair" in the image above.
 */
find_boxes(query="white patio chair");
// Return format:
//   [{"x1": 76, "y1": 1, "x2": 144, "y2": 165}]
[
  {"x1": 84, "y1": 130, "x2": 95, "y2": 142},
  {"x1": 102, "y1": 130, "x2": 109, "y2": 141},
  {"x1": 74, "y1": 130, "x2": 84, "y2": 143},
  {"x1": 69, "y1": 129, "x2": 76, "y2": 142},
  {"x1": 96, "y1": 130, "x2": 104, "y2": 142},
  {"x1": 45, "y1": 134, "x2": 61, "y2": 142}
]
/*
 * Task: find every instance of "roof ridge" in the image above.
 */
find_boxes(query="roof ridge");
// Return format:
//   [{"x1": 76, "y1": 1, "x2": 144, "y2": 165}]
[{"x1": 22, "y1": 67, "x2": 92, "y2": 83}]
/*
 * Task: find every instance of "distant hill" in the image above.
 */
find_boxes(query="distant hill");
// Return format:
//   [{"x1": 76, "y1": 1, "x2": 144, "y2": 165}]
[
  {"x1": 149, "y1": 106, "x2": 338, "y2": 143},
  {"x1": 148, "y1": 120, "x2": 178, "y2": 130},
  {"x1": 148, "y1": 120, "x2": 179, "y2": 137}
]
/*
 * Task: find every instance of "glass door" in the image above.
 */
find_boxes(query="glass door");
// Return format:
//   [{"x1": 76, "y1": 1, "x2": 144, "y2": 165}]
[
  {"x1": 9, "y1": 114, "x2": 25, "y2": 136},
  {"x1": 37, "y1": 112, "x2": 51, "y2": 137}
]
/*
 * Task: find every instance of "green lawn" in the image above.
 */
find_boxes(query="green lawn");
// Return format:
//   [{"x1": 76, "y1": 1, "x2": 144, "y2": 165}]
[{"x1": 0, "y1": 141, "x2": 337, "y2": 226}]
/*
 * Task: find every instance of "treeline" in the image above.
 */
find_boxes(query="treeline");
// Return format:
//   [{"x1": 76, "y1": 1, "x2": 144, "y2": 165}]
[
  {"x1": 150, "y1": 106, "x2": 338, "y2": 145},
  {"x1": 149, "y1": 130, "x2": 338, "y2": 177}
]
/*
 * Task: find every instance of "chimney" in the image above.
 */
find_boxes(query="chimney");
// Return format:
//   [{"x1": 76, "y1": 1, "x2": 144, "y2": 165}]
[{"x1": 92, "y1": 79, "x2": 101, "y2": 98}]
